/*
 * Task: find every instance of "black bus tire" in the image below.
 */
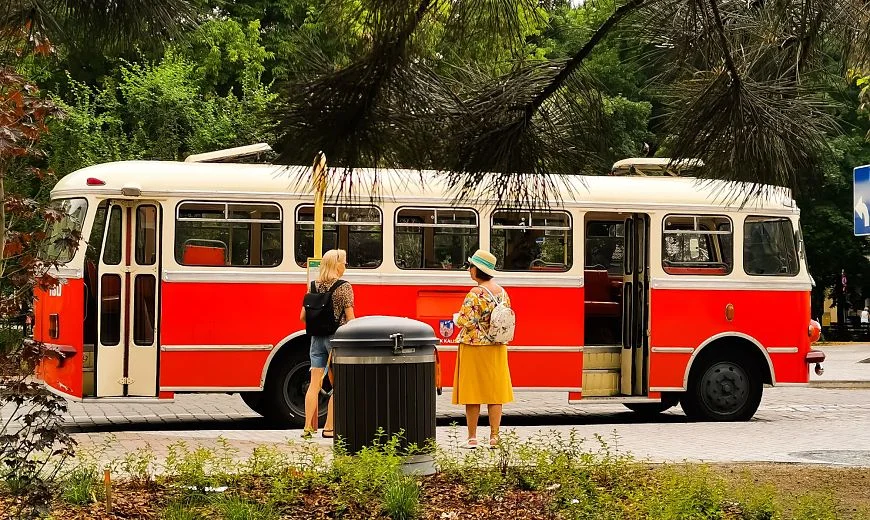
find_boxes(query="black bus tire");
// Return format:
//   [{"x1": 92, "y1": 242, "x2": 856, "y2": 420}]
[
  {"x1": 261, "y1": 351, "x2": 328, "y2": 428},
  {"x1": 681, "y1": 354, "x2": 762, "y2": 422}
]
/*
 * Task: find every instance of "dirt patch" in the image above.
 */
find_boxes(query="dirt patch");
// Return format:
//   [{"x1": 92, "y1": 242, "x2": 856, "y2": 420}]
[{"x1": 713, "y1": 463, "x2": 870, "y2": 517}]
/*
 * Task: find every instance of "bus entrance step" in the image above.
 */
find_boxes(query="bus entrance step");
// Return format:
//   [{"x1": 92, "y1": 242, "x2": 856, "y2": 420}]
[{"x1": 582, "y1": 368, "x2": 621, "y2": 397}]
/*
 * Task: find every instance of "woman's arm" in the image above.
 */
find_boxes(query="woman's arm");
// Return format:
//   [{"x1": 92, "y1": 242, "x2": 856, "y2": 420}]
[
  {"x1": 300, "y1": 307, "x2": 305, "y2": 322},
  {"x1": 344, "y1": 307, "x2": 355, "y2": 322}
]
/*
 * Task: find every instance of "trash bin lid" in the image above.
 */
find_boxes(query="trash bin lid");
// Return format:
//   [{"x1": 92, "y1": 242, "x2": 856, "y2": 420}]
[{"x1": 331, "y1": 315, "x2": 438, "y2": 349}]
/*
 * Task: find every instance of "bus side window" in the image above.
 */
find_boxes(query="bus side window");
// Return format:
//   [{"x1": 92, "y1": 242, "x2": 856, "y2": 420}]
[
  {"x1": 743, "y1": 216, "x2": 799, "y2": 276},
  {"x1": 662, "y1": 215, "x2": 732, "y2": 275},
  {"x1": 175, "y1": 201, "x2": 282, "y2": 267},
  {"x1": 395, "y1": 207, "x2": 478, "y2": 270},
  {"x1": 295, "y1": 205, "x2": 383, "y2": 268},
  {"x1": 491, "y1": 210, "x2": 572, "y2": 272}
]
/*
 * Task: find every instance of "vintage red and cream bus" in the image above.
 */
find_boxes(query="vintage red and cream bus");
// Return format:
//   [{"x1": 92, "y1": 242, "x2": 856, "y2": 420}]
[{"x1": 33, "y1": 156, "x2": 825, "y2": 425}]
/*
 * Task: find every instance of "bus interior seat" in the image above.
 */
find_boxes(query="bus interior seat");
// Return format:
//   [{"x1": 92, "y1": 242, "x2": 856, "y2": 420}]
[
  {"x1": 584, "y1": 269, "x2": 621, "y2": 317},
  {"x1": 662, "y1": 265, "x2": 728, "y2": 275},
  {"x1": 182, "y1": 244, "x2": 227, "y2": 266}
]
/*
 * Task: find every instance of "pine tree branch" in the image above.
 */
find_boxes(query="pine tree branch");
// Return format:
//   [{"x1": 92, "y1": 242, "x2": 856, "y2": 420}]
[{"x1": 707, "y1": 0, "x2": 741, "y2": 89}]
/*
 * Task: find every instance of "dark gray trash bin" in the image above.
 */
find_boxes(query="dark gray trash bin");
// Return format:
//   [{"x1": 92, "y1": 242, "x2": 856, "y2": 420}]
[{"x1": 332, "y1": 315, "x2": 438, "y2": 461}]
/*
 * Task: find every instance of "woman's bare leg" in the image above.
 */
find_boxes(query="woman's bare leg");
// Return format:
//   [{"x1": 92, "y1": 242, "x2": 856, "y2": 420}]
[
  {"x1": 465, "y1": 404, "x2": 480, "y2": 441},
  {"x1": 304, "y1": 368, "x2": 325, "y2": 431},
  {"x1": 487, "y1": 404, "x2": 503, "y2": 441}
]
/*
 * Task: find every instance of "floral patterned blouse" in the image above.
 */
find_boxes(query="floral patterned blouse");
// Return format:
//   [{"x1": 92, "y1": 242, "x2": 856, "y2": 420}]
[{"x1": 455, "y1": 286, "x2": 511, "y2": 345}]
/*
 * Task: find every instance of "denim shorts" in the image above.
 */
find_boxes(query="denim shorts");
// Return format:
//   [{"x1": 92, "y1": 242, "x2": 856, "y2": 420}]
[{"x1": 309, "y1": 335, "x2": 334, "y2": 370}]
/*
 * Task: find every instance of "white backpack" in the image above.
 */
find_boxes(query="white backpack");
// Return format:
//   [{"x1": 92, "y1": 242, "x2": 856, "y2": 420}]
[{"x1": 480, "y1": 286, "x2": 516, "y2": 344}]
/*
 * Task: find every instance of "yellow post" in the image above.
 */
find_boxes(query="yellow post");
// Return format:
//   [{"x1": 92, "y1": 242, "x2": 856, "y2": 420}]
[{"x1": 312, "y1": 151, "x2": 327, "y2": 258}]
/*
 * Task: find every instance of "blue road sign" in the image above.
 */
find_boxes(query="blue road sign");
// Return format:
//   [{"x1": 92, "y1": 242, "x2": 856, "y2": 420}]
[{"x1": 854, "y1": 164, "x2": 870, "y2": 236}]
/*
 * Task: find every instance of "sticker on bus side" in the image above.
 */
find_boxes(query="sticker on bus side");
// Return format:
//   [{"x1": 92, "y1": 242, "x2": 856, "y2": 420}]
[{"x1": 307, "y1": 258, "x2": 321, "y2": 288}]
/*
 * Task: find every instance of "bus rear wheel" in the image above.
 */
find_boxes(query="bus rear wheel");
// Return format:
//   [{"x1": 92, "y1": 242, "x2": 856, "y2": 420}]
[
  {"x1": 240, "y1": 391, "x2": 268, "y2": 416},
  {"x1": 681, "y1": 355, "x2": 762, "y2": 422},
  {"x1": 261, "y1": 351, "x2": 328, "y2": 428}
]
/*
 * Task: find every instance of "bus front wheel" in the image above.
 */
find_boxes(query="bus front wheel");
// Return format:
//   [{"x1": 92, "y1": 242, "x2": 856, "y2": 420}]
[
  {"x1": 261, "y1": 351, "x2": 328, "y2": 428},
  {"x1": 681, "y1": 354, "x2": 762, "y2": 421}
]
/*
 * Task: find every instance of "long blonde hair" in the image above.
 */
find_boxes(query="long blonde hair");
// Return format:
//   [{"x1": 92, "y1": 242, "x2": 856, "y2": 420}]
[{"x1": 318, "y1": 249, "x2": 347, "y2": 283}]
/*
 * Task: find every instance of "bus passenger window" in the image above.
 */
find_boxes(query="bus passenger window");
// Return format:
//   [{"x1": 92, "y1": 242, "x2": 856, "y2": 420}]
[
  {"x1": 175, "y1": 201, "x2": 282, "y2": 267},
  {"x1": 395, "y1": 208, "x2": 478, "y2": 270},
  {"x1": 135, "y1": 205, "x2": 158, "y2": 265},
  {"x1": 662, "y1": 215, "x2": 732, "y2": 275},
  {"x1": 743, "y1": 216, "x2": 799, "y2": 276},
  {"x1": 491, "y1": 210, "x2": 572, "y2": 271},
  {"x1": 295, "y1": 205, "x2": 383, "y2": 269}
]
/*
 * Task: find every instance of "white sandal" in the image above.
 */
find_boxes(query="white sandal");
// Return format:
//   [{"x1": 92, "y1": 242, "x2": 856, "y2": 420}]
[{"x1": 463, "y1": 437, "x2": 478, "y2": 449}]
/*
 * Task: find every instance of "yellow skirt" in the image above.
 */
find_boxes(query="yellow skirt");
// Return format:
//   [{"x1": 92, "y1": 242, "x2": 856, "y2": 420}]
[{"x1": 452, "y1": 343, "x2": 514, "y2": 405}]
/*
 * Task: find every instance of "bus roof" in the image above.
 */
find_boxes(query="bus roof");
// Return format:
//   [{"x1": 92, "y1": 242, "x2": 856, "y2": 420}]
[{"x1": 51, "y1": 160, "x2": 797, "y2": 212}]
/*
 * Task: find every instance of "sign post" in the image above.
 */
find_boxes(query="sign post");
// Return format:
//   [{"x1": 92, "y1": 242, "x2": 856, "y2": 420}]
[
  {"x1": 312, "y1": 151, "x2": 328, "y2": 257},
  {"x1": 853, "y1": 164, "x2": 870, "y2": 236},
  {"x1": 307, "y1": 152, "x2": 327, "y2": 285}
]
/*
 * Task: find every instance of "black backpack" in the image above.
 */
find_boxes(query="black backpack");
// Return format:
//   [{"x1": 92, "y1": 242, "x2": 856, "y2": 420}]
[{"x1": 303, "y1": 280, "x2": 347, "y2": 336}]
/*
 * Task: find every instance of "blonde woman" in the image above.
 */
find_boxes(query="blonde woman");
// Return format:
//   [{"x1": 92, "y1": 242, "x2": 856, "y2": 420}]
[
  {"x1": 452, "y1": 249, "x2": 514, "y2": 448},
  {"x1": 300, "y1": 249, "x2": 355, "y2": 438}
]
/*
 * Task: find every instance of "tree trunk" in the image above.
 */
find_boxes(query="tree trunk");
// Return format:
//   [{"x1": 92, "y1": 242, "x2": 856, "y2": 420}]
[{"x1": 0, "y1": 166, "x2": 5, "y2": 276}]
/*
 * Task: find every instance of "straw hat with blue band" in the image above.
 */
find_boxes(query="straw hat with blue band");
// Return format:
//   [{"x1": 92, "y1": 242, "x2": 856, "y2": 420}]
[{"x1": 468, "y1": 249, "x2": 498, "y2": 277}]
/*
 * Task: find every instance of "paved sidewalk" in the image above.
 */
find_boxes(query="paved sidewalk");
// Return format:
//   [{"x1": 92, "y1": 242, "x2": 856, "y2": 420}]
[
  {"x1": 810, "y1": 343, "x2": 870, "y2": 387},
  {"x1": 4, "y1": 344, "x2": 870, "y2": 470},
  {"x1": 55, "y1": 386, "x2": 870, "y2": 469}
]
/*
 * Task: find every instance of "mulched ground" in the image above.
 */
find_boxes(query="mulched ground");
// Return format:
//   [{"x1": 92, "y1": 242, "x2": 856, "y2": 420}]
[{"x1": 1, "y1": 463, "x2": 868, "y2": 519}]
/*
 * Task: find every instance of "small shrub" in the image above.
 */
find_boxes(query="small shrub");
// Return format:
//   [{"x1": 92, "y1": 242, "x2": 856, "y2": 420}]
[
  {"x1": 62, "y1": 466, "x2": 101, "y2": 505},
  {"x1": 728, "y1": 478, "x2": 779, "y2": 520},
  {"x1": 216, "y1": 495, "x2": 277, "y2": 520},
  {"x1": 243, "y1": 445, "x2": 289, "y2": 478},
  {"x1": 792, "y1": 492, "x2": 839, "y2": 520},
  {"x1": 464, "y1": 468, "x2": 508, "y2": 500},
  {"x1": 164, "y1": 442, "x2": 225, "y2": 491},
  {"x1": 644, "y1": 465, "x2": 726, "y2": 520},
  {"x1": 121, "y1": 445, "x2": 157, "y2": 487},
  {"x1": 331, "y1": 431, "x2": 405, "y2": 500},
  {"x1": 382, "y1": 476, "x2": 420, "y2": 520}
]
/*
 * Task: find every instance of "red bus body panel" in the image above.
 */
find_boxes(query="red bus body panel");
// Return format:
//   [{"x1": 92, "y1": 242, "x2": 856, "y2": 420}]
[{"x1": 34, "y1": 280, "x2": 85, "y2": 398}]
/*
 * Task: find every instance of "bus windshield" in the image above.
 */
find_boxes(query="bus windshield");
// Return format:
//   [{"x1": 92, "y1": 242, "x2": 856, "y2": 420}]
[{"x1": 41, "y1": 198, "x2": 88, "y2": 264}]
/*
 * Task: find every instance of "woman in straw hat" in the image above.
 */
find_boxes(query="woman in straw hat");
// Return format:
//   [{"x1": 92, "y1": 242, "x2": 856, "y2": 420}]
[{"x1": 452, "y1": 248, "x2": 514, "y2": 448}]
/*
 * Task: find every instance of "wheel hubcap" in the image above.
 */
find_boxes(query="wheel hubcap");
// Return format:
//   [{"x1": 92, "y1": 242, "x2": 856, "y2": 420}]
[{"x1": 700, "y1": 361, "x2": 749, "y2": 415}]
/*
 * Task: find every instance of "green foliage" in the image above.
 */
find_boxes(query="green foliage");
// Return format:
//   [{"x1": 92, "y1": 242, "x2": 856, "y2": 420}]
[
  {"x1": 792, "y1": 492, "x2": 840, "y2": 520},
  {"x1": 120, "y1": 445, "x2": 157, "y2": 488},
  {"x1": 643, "y1": 465, "x2": 726, "y2": 519},
  {"x1": 161, "y1": 500, "x2": 205, "y2": 520},
  {"x1": 331, "y1": 432, "x2": 406, "y2": 502},
  {"x1": 163, "y1": 439, "x2": 238, "y2": 492},
  {"x1": 173, "y1": 19, "x2": 272, "y2": 95},
  {"x1": 381, "y1": 476, "x2": 421, "y2": 520},
  {"x1": 44, "y1": 22, "x2": 276, "y2": 176},
  {"x1": 61, "y1": 465, "x2": 102, "y2": 505},
  {"x1": 215, "y1": 495, "x2": 278, "y2": 520}
]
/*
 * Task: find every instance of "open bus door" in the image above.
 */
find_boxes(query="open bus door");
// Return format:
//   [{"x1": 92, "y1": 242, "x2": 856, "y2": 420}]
[
  {"x1": 94, "y1": 201, "x2": 161, "y2": 397},
  {"x1": 621, "y1": 213, "x2": 650, "y2": 396}
]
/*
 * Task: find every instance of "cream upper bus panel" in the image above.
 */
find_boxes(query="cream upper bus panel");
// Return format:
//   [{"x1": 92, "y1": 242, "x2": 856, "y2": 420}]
[{"x1": 51, "y1": 161, "x2": 799, "y2": 214}]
